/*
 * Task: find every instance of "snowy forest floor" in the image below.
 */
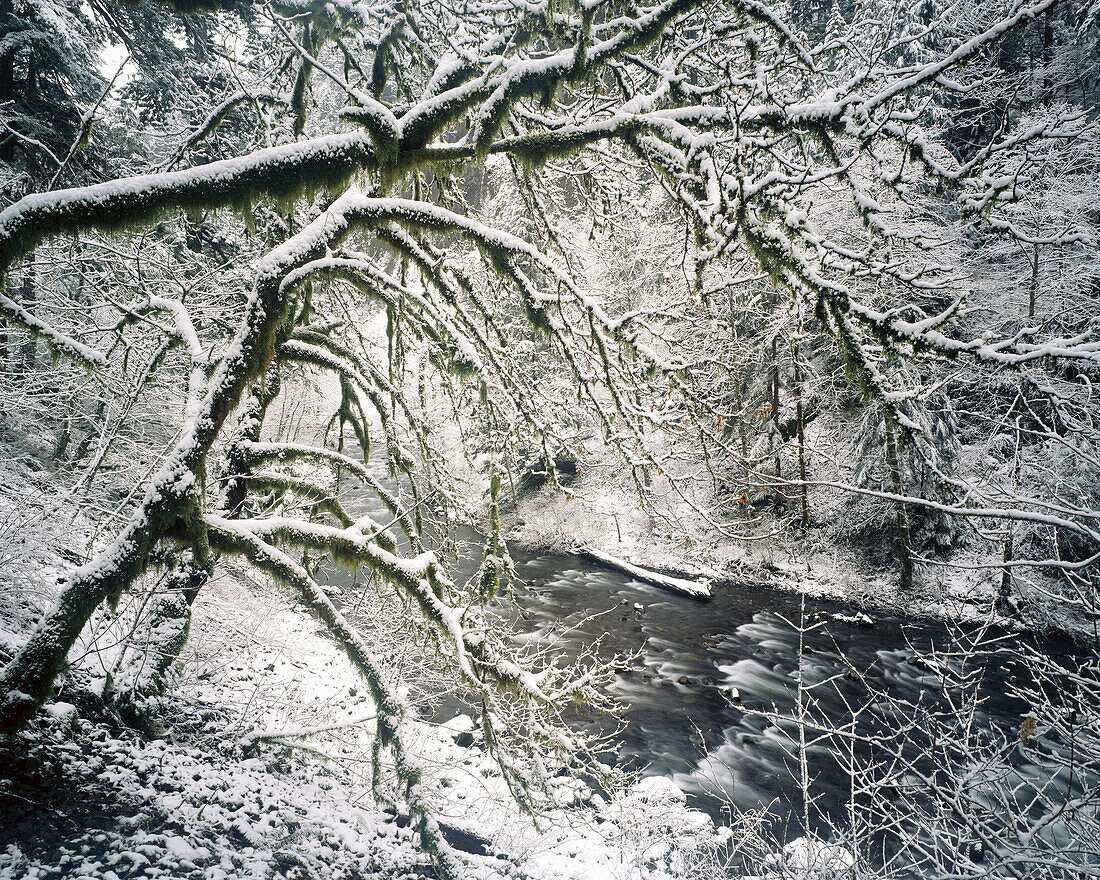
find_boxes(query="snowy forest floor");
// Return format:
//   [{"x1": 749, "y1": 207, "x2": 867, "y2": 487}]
[{"x1": 0, "y1": 563, "x2": 436, "y2": 878}]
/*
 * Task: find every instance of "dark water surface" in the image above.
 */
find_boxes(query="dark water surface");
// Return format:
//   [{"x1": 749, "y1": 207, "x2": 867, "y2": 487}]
[{"x1": 458, "y1": 550, "x2": 1067, "y2": 823}]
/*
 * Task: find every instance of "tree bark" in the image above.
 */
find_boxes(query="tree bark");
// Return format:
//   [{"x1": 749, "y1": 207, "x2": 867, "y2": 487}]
[
  {"x1": 771, "y1": 334, "x2": 782, "y2": 510},
  {"x1": 20, "y1": 257, "x2": 36, "y2": 374},
  {"x1": 1042, "y1": 8, "x2": 1054, "y2": 102},
  {"x1": 998, "y1": 415, "x2": 1023, "y2": 610},
  {"x1": 222, "y1": 364, "x2": 282, "y2": 517},
  {"x1": 112, "y1": 558, "x2": 211, "y2": 713},
  {"x1": 0, "y1": 0, "x2": 14, "y2": 165},
  {"x1": 1029, "y1": 242, "x2": 1039, "y2": 321},
  {"x1": 885, "y1": 411, "x2": 914, "y2": 591},
  {"x1": 735, "y1": 380, "x2": 749, "y2": 494},
  {"x1": 0, "y1": 0, "x2": 12, "y2": 367},
  {"x1": 793, "y1": 338, "x2": 810, "y2": 527}
]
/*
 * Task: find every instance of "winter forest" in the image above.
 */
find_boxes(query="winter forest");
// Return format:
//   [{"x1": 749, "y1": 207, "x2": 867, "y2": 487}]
[{"x1": 1, "y1": 0, "x2": 1099, "y2": 876}]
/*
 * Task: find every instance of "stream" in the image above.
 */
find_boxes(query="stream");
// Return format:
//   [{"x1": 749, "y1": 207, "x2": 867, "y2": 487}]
[{"x1": 448, "y1": 548, "x2": 1081, "y2": 825}]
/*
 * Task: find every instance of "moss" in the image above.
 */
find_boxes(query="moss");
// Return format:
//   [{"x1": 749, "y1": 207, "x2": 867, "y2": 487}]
[
  {"x1": 473, "y1": 99, "x2": 512, "y2": 161},
  {"x1": 291, "y1": 60, "x2": 312, "y2": 139},
  {"x1": 524, "y1": 300, "x2": 553, "y2": 336},
  {"x1": 508, "y1": 120, "x2": 642, "y2": 169},
  {"x1": 369, "y1": 19, "x2": 406, "y2": 99},
  {"x1": 0, "y1": 138, "x2": 375, "y2": 272},
  {"x1": 444, "y1": 350, "x2": 477, "y2": 378},
  {"x1": 340, "y1": 108, "x2": 400, "y2": 167}
]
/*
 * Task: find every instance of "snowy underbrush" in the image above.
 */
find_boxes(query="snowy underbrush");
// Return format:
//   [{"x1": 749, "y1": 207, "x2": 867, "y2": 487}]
[{"x1": 0, "y1": 458, "x2": 95, "y2": 665}]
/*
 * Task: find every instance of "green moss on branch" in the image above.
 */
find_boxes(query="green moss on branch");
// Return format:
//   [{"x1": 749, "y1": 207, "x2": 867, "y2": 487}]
[{"x1": 0, "y1": 134, "x2": 376, "y2": 272}]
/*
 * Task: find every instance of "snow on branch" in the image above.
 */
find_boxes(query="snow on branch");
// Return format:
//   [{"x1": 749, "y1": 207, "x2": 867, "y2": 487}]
[
  {"x1": 579, "y1": 547, "x2": 711, "y2": 598},
  {"x1": 0, "y1": 132, "x2": 376, "y2": 271},
  {"x1": 0, "y1": 291, "x2": 106, "y2": 367}
]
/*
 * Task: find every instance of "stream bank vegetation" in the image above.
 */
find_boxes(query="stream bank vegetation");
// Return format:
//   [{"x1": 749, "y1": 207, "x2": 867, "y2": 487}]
[{"x1": 0, "y1": 0, "x2": 1099, "y2": 875}]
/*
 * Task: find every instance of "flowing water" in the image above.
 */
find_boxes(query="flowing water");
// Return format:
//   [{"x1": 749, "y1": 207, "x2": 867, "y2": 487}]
[{"x1": 450, "y1": 549, "x2": 1079, "y2": 825}]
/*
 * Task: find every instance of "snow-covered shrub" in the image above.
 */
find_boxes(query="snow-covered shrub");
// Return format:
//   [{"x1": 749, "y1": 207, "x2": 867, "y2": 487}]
[{"x1": 757, "y1": 836, "x2": 855, "y2": 880}]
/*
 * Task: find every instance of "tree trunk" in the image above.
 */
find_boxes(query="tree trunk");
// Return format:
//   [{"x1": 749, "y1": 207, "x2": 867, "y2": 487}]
[
  {"x1": 0, "y1": 311, "x2": 5, "y2": 436},
  {"x1": 1029, "y1": 242, "x2": 1039, "y2": 321},
  {"x1": 20, "y1": 257, "x2": 36, "y2": 374},
  {"x1": 0, "y1": 0, "x2": 14, "y2": 165},
  {"x1": 735, "y1": 379, "x2": 749, "y2": 496},
  {"x1": 1042, "y1": 8, "x2": 1054, "y2": 102},
  {"x1": 0, "y1": 181, "x2": 339, "y2": 736},
  {"x1": 885, "y1": 411, "x2": 914, "y2": 591},
  {"x1": 70, "y1": 398, "x2": 107, "y2": 465},
  {"x1": 728, "y1": 295, "x2": 750, "y2": 505},
  {"x1": 793, "y1": 339, "x2": 810, "y2": 527},
  {"x1": 184, "y1": 212, "x2": 204, "y2": 255},
  {"x1": 223, "y1": 364, "x2": 282, "y2": 516},
  {"x1": 998, "y1": 416, "x2": 1023, "y2": 610},
  {"x1": 771, "y1": 334, "x2": 782, "y2": 510},
  {"x1": 52, "y1": 419, "x2": 71, "y2": 464}
]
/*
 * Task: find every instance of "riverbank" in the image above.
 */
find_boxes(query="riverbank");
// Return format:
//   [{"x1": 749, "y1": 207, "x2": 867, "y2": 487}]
[{"x1": 497, "y1": 446, "x2": 1095, "y2": 644}]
